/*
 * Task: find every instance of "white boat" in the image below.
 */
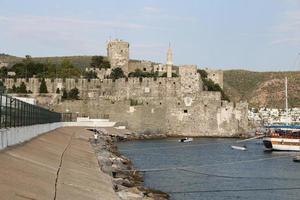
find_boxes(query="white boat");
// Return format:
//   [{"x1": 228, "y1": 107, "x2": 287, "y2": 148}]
[
  {"x1": 263, "y1": 126, "x2": 300, "y2": 151},
  {"x1": 262, "y1": 78, "x2": 300, "y2": 151},
  {"x1": 178, "y1": 137, "x2": 193, "y2": 143},
  {"x1": 231, "y1": 145, "x2": 247, "y2": 151}
]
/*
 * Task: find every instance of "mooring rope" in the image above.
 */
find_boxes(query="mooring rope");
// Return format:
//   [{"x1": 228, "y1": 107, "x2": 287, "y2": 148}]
[
  {"x1": 167, "y1": 186, "x2": 300, "y2": 194},
  {"x1": 124, "y1": 154, "x2": 294, "y2": 173}
]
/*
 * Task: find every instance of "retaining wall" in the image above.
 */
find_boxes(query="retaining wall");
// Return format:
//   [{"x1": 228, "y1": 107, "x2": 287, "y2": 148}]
[
  {"x1": 0, "y1": 122, "x2": 62, "y2": 150},
  {"x1": 0, "y1": 120, "x2": 116, "y2": 150}
]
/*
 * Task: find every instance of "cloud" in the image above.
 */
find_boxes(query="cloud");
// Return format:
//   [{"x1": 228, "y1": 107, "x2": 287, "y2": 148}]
[
  {"x1": 0, "y1": 15, "x2": 155, "y2": 55},
  {"x1": 271, "y1": 10, "x2": 300, "y2": 45},
  {"x1": 270, "y1": 38, "x2": 300, "y2": 45},
  {"x1": 274, "y1": 10, "x2": 300, "y2": 33},
  {"x1": 143, "y1": 6, "x2": 160, "y2": 13}
]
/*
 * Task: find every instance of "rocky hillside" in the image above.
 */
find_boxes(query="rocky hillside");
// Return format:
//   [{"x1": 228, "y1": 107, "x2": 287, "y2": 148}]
[{"x1": 224, "y1": 70, "x2": 300, "y2": 108}]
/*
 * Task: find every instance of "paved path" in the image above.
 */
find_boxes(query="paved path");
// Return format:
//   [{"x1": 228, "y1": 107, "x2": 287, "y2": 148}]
[{"x1": 0, "y1": 127, "x2": 118, "y2": 200}]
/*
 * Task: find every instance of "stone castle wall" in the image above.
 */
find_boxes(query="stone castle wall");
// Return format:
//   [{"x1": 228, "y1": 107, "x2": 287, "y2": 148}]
[
  {"x1": 205, "y1": 68, "x2": 224, "y2": 89},
  {"x1": 3, "y1": 65, "x2": 247, "y2": 137}
]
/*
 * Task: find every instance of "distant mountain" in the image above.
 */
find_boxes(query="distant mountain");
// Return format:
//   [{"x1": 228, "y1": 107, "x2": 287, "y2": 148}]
[{"x1": 224, "y1": 70, "x2": 300, "y2": 108}]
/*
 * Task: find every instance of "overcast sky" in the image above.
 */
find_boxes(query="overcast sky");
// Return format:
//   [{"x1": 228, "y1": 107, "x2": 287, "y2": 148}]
[{"x1": 0, "y1": 0, "x2": 300, "y2": 71}]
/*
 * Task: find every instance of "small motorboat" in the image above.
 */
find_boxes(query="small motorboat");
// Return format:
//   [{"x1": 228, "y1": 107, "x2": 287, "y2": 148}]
[
  {"x1": 178, "y1": 137, "x2": 193, "y2": 143},
  {"x1": 231, "y1": 145, "x2": 247, "y2": 151},
  {"x1": 293, "y1": 156, "x2": 300, "y2": 162}
]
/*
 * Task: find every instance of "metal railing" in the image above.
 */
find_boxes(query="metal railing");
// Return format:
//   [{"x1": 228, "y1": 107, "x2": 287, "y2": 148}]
[{"x1": 0, "y1": 94, "x2": 61, "y2": 128}]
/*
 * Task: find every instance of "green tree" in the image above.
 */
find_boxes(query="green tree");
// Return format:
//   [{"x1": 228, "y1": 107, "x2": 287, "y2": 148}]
[
  {"x1": 197, "y1": 69, "x2": 208, "y2": 80},
  {"x1": 84, "y1": 71, "x2": 98, "y2": 79},
  {"x1": 39, "y1": 78, "x2": 48, "y2": 93},
  {"x1": 0, "y1": 81, "x2": 5, "y2": 93},
  {"x1": 110, "y1": 67, "x2": 125, "y2": 80},
  {"x1": 161, "y1": 72, "x2": 178, "y2": 77},
  {"x1": 12, "y1": 84, "x2": 17, "y2": 93},
  {"x1": 90, "y1": 56, "x2": 110, "y2": 69},
  {"x1": 62, "y1": 88, "x2": 68, "y2": 99},
  {"x1": 18, "y1": 82, "x2": 27, "y2": 93},
  {"x1": 203, "y1": 78, "x2": 229, "y2": 101},
  {"x1": 68, "y1": 87, "x2": 79, "y2": 100}
]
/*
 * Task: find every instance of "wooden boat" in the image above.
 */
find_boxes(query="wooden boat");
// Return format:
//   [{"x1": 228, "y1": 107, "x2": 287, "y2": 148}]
[
  {"x1": 231, "y1": 145, "x2": 247, "y2": 151},
  {"x1": 263, "y1": 125, "x2": 300, "y2": 151}
]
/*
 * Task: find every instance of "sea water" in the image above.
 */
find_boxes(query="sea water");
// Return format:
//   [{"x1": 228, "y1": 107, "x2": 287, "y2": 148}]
[{"x1": 117, "y1": 138, "x2": 300, "y2": 200}]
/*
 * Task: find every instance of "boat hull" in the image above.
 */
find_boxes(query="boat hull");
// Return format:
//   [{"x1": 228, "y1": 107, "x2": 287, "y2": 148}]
[{"x1": 263, "y1": 137, "x2": 300, "y2": 151}]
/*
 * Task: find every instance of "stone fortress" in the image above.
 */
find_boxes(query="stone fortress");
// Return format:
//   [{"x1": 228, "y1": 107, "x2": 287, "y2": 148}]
[{"x1": 3, "y1": 39, "x2": 248, "y2": 136}]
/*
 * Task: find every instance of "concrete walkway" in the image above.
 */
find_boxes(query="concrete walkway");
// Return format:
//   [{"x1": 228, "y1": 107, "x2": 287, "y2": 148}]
[{"x1": 0, "y1": 127, "x2": 118, "y2": 200}]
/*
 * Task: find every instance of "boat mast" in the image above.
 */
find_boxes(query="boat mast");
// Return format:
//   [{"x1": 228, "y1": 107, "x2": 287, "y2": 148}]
[{"x1": 285, "y1": 77, "x2": 289, "y2": 123}]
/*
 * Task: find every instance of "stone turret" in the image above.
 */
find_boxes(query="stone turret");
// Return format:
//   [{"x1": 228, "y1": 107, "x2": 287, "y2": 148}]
[
  {"x1": 107, "y1": 39, "x2": 129, "y2": 75},
  {"x1": 166, "y1": 44, "x2": 173, "y2": 78}
]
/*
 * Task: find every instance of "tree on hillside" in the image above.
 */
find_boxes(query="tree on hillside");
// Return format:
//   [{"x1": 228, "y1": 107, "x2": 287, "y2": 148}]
[
  {"x1": 58, "y1": 59, "x2": 81, "y2": 78},
  {"x1": 84, "y1": 71, "x2": 98, "y2": 79},
  {"x1": 39, "y1": 78, "x2": 48, "y2": 93},
  {"x1": 90, "y1": 56, "x2": 110, "y2": 69},
  {"x1": 110, "y1": 67, "x2": 125, "y2": 80}
]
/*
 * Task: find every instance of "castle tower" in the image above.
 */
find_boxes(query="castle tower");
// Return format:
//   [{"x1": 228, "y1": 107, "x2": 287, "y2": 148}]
[
  {"x1": 166, "y1": 43, "x2": 173, "y2": 78},
  {"x1": 107, "y1": 39, "x2": 129, "y2": 75}
]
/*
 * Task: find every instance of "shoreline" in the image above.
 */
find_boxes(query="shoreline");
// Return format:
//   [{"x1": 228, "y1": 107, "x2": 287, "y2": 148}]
[
  {"x1": 90, "y1": 129, "x2": 170, "y2": 200},
  {"x1": 89, "y1": 128, "x2": 252, "y2": 199}
]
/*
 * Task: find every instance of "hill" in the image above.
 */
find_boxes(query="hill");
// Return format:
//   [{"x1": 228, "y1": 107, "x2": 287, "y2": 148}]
[
  {"x1": 224, "y1": 70, "x2": 300, "y2": 108},
  {"x1": 0, "y1": 54, "x2": 94, "y2": 69}
]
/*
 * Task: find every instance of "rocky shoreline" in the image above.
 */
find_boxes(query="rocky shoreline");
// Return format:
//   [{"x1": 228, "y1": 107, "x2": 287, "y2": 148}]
[{"x1": 90, "y1": 129, "x2": 169, "y2": 200}]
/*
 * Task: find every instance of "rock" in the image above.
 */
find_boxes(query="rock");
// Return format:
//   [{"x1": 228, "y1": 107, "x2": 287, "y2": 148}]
[{"x1": 117, "y1": 190, "x2": 143, "y2": 200}]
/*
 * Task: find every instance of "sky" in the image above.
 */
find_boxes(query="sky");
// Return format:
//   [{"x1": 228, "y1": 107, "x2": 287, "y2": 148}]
[{"x1": 0, "y1": 0, "x2": 300, "y2": 71}]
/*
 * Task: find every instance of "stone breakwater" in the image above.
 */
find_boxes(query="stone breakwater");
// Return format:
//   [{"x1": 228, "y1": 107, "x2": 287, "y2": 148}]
[{"x1": 90, "y1": 129, "x2": 169, "y2": 200}]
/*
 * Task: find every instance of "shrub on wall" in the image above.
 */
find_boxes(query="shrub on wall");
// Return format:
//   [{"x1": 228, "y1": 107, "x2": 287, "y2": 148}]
[
  {"x1": 110, "y1": 67, "x2": 125, "y2": 80},
  {"x1": 39, "y1": 78, "x2": 48, "y2": 93}
]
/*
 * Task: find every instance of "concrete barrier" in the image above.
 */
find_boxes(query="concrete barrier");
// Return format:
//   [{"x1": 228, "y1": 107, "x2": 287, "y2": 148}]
[
  {"x1": 0, "y1": 122, "x2": 62, "y2": 150},
  {"x1": 0, "y1": 119, "x2": 117, "y2": 150},
  {"x1": 63, "y1": 121, "x2": 116, "y2": 127}
]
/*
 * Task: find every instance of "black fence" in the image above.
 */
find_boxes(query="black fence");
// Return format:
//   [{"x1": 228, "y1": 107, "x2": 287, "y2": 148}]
[{"x1": 0, "y1": 94, "x2": 61, "y2": 128}]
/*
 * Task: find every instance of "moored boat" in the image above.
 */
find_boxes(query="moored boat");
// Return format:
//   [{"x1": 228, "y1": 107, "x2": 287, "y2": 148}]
[
  {"x1": 293, "y1": 156, "x2": 300, "y2": 162},
  {"x1": 231, "y1": 145, "x2": 247, "y2": 151},
  {"x1": 178, "y1": 137, "x2": 193, "y2": 143}
]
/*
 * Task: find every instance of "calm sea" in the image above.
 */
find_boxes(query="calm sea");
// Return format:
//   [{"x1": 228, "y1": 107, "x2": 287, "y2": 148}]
[{"x1": 117, "y1": 138, "x2": 300, "y2": 200}]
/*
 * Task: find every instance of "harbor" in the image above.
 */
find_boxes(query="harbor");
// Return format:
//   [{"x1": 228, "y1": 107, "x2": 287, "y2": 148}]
[{"x1": 118, "y1": 137, "x2": 300, "y2": 200}]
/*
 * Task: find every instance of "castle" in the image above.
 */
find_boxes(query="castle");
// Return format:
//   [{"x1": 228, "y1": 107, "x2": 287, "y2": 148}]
[{"x1": 3, "y1": 39, "x2": 248, "y2": 136}]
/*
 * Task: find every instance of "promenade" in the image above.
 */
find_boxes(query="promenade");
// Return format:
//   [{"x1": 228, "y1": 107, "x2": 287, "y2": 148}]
[{"x1": 0, "y1": 127, "x2": 118, "y2": 200}]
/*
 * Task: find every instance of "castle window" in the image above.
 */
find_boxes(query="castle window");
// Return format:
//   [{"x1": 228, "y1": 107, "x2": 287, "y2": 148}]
[
  {"x1": 213, "y1": 74, "x2": 215, "y2": 76},
  {"x1": 159, "y1": 82, "x2": 161, "y2": 84},
  {"x1": 157, "y1": 68, "x2": 159, "y2": 71},
  {"x1": 204, "y1": 105, "x2": 207, "y2": 107},
  {"x1": 173, "y1": 82, "x2": 176, "y2": 85},
  {"x1": 146, "y1": 102, "x2": 148, "y2": 105},
  {"x1": 143, "y1": 68, "x2": 146, "y2": 71},
  {"x1": 160, "y1": 102, "x2": 162, "y2": 105},
  {"x1": 178, "y1": 102, "x2": 180, "y2": 105},
  {"x1": 184, "y1": 109, "x2": 188, "y2": 113},
  {"x1": 189, "y1": 85, "x2": 191, "y2": 88}
]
